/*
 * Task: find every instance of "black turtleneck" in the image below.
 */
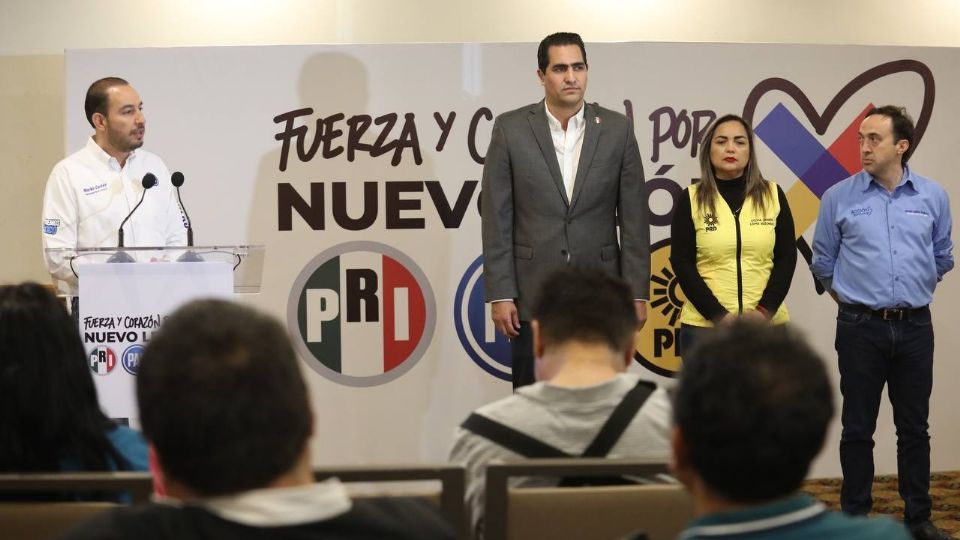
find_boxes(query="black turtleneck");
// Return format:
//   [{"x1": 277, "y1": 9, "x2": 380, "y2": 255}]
[{"x1": 669, "y1": 175, "x2": 796, "y2": 322}]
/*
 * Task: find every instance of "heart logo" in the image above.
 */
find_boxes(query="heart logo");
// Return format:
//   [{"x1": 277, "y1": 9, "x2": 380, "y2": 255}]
[
  {"x1": 741, "y1": 60, "x2": 935, "y2": 294},
  {"x1": 742, "y1": 59, "x2": 934, "y2": 145}
]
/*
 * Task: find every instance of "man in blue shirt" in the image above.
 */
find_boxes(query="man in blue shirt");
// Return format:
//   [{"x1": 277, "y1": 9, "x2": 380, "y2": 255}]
[
  {"x1": 671, "y1": 321, "x2": 909, "y2": 540},
  {"x1": 811, "y1": 106, "x2": 953, "y2": 540}
]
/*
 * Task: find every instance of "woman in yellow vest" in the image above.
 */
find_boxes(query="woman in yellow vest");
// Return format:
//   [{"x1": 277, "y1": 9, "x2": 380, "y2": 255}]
[{"x1": 670, "y1": 114, "x2": 796, "y2": 356}]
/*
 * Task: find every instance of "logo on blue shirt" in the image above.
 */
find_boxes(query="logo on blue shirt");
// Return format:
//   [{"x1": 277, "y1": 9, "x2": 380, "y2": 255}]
[{"x1": 851, "y1": 207, "x2": 873, "y2": 217}]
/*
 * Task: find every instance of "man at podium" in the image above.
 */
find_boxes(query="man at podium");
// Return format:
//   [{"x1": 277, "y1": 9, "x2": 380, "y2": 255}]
[{"x1": 41, "y1": 77, "x2": 187, "y2": 297}]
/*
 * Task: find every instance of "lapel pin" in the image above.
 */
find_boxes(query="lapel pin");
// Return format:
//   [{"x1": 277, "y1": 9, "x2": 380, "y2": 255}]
[{"x1": 595, "y1": 117, "x2": 601, "y2": 124}]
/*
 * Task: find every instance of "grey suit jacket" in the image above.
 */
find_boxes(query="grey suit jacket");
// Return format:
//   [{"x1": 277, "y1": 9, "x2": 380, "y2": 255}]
[{"x1": 481, "y1": 100, "x2": 650, "y2": 320}]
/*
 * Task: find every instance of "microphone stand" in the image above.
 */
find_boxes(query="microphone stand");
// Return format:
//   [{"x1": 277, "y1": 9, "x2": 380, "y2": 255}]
[
  {"x1": 108, "y1": 174, "x2": 156, "y2": 263},
  {"x1": 172, "y1": 172, "x2": 203, "y2": 262}
]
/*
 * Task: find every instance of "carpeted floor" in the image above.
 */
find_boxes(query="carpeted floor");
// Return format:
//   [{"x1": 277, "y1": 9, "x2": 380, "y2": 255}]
[{"x1": 803, "y1": 471, "x2": 960, "y2": 538}]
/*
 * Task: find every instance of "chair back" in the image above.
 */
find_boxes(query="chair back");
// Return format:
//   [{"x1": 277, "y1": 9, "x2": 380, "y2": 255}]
[
  {"x1": 314, "y1": 463, "x2": 466, "y2": 538},
  {"x1": 0, "y1": 501, "x2": 118, "y2": 540},
  {"x1": 485, "y1": 459, "x2": 693, "y2": 540}
]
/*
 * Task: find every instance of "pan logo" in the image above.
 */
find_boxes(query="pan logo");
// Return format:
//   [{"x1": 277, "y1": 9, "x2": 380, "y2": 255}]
[
  {"x1": 288, "y1": 241, "x2": 436, "y2": 387},
  {"x1": 454, "y1": 256, "x2": 512, "y2": 381},
  {"x1": 122, "y1": 344, "x2": 144, "y2": 376}
]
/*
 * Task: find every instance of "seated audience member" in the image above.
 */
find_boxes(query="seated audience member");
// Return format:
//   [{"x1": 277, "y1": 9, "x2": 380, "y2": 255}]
[
  {"x1": 670, "y1": 321, "x2": 910, "y2": 539},
  {"x1": 0, "y1": 283, "x2": 147, "y2": 499},
  {"x1": 450, "y1": 268, "x2": 672, "y2": 536},
  {"x1": 63, "y1": 299, "x2": 454, "y2": 540}
]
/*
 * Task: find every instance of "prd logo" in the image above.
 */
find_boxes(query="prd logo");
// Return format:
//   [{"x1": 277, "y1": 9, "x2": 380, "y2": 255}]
[
  {"x1": 122, "y1": 344, "x2": 144, "y2": 376},
  {"x1": 454, "y1": 256, "x2": 511, "y2": 381},
  {"x1": 634, "y1": 239, "x2": 687, "y2": 377},
  {"x1": 288, "y1": 241, "x2": 436, "y2": 387},
  {"x1": 89, "y1": 346, "x2": 117, "y2": 376}
]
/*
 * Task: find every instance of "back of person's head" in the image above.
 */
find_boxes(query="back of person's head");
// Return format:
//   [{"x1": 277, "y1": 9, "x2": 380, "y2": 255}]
[
  {"x1": 672, "y1": 321, "x2": 833, "y2": 503},
  {"x1": 0, "y1": 282, "x2": 122, "y2": 472},
  {"x1": 532, "y1": 267, "x2": 637, "y2": 354},
  {"x1": 137, "y1": 299, "x2": 312, "y2": 497}
]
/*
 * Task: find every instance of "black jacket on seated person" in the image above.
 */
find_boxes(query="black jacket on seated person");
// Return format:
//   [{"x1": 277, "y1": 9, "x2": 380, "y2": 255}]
[{"x1": 60, "y1": 495, "x2": 455, "y2": 540}]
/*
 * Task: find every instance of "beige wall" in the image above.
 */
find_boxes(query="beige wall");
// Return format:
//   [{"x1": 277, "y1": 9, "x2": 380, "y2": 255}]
[{"x1": 2, "y1": 0, "x2": 959, "y2": 284}]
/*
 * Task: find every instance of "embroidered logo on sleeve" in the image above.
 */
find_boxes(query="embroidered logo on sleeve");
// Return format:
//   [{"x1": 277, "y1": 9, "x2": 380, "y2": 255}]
[{"x1": 43, "y1": 218, "x2": 60, "y2": 235}]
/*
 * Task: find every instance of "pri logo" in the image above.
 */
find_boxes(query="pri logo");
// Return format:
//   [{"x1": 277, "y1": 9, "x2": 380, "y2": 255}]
[
  {"x1": 454, "y1": 256, "x2": 511, "y2": 381},
  {"x1": 89, "y1": 346, "x2": 117, "y2": 375},
  {"x1": 633, "y1": 239, "x2": 687, "y2": 377},
  {"x1": 287, "y1": 241, "x2": 436, "y2": 387},
  {"x1": 122, "y1": 344, "x2": 144, "y2": 376}
]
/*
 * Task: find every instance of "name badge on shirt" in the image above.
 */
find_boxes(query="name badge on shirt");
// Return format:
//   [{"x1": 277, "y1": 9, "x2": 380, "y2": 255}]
[{"x1": 82, "y1": 182, "x2": 109, "y2": 196}]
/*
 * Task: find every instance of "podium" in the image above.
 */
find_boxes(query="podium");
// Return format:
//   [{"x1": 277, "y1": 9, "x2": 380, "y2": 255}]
[{"x1": 44, "y1": 245, "x2": 265, "y2": 426}]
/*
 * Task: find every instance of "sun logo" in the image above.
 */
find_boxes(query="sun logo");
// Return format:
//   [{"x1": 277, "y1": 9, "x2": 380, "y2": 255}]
[
  {"x1": 650, "y1": 267, "x2": 685, "y2": 327},
  {"x1": 703, "y1": 214, "x2": 718, "y2": 232},
  {"x1": 634, "y1": 239, "x2": 687, "y2": 377}
]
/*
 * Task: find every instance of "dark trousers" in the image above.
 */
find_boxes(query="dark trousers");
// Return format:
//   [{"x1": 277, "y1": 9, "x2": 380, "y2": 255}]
[
  {"x1": 511, "y1": 321, "x2": 535, "y2": 390},
  {"x1": 835, "y1": 304, "x2": 934, "y2": 524},
  {"x1": 677, "y1": 323, "x2": 715, "y2": 358}
]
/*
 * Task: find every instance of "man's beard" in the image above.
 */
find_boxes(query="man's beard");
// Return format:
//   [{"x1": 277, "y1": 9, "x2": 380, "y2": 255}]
[{"x1": 108, "y1": 127, "x2": 144, "y2": 153}]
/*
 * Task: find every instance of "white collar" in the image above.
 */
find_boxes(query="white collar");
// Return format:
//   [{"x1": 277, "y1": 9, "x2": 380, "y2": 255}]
[
  {"x1": 544, "y1": 101, "x2": 585, "y2": 132},
  {"x1": 158, "y1": 479, "x2": 353, "y2": 527},
  {"x1": 85, "y1": 136, "x2": 138, "y2": 169}
]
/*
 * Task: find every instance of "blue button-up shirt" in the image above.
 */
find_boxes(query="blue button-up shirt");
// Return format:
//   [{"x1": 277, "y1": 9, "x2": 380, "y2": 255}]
[{"x1": 811, "y1": 166, "x2": 953, "y2": 309}]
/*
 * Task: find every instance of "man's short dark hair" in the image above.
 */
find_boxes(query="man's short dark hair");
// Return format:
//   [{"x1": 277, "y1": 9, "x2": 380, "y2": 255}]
[
  {"x1": 137, "y1": 299, "x2": 312, "y2": 497},
  {"x1": 866, "y1": 105, "x2": 916, "y2": 164},
  {"x1": 537, "y1": 32, "x2": 587, "y2": 73},
  {"x1": 673, "y1": 322, "x2": 834, "y2": 503},
  {"x1": 532, "y1": 267, "x2": 636, "y2": 352},
  {"x1": 84, "y1": 77, "x2": 129, "y2": 128}
]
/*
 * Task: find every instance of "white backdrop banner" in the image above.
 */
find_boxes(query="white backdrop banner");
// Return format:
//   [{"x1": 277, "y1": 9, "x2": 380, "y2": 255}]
[{"x1": 65, "y1": 42, "x2": 960, "y2": 476}]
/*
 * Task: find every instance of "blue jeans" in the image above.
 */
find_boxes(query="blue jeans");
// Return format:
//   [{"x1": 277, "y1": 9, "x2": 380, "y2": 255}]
[{"x1": 835, "y1": 304, "x2": 934, "y2": 524}]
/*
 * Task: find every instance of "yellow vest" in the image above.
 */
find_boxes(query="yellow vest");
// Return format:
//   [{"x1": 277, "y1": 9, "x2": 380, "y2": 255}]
[{"x1": 680, "y1": 180, "x2": 789, "y2": 326}]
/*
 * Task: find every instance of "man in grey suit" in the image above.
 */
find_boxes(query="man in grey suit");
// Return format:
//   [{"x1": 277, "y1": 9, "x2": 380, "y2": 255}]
[{"x1": 481, "y1": 32, "x2": 650, "y2": 389}]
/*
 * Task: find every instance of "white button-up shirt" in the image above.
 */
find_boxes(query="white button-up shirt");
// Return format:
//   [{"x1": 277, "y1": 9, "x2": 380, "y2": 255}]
[
  {"x1": 41, "y1": 137, "x2": 188, "y2": 294},
  {"x1": 544, "y1": 102, "x2": 586, "y2": 202}
]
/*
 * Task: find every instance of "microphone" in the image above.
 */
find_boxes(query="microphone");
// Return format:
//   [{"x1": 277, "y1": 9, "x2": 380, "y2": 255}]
[
  {"x1": 171, "y1": 171, "x2": 194, "y2": 247},
  {"x1": 117, "y1": 173, "x2": 157, "y2": 247},
  {"x1": 108, "y1": 173, "x2": 156, "y2": 263},
  {"x1": 171, "y1": 171, "x2": 203, "y2": 262}
]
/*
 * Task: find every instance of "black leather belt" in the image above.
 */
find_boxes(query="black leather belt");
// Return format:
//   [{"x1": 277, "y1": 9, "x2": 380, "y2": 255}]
[{"x1": 840, "y1": 303, "x2": 928, "y2": 321}]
